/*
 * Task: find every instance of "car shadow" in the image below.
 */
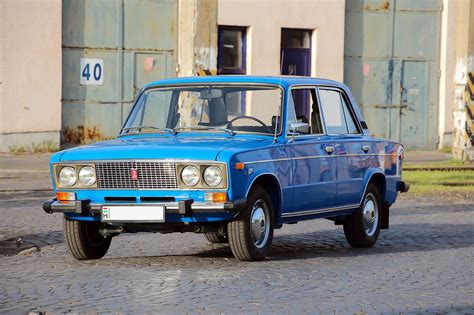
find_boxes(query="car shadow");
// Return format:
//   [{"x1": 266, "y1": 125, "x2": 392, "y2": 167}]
[
  {"x1": 4, "y1": 221, "x2": 473, "y2": 262},
  {"x1": 191, "y1": 222, "x2": 474, "y2": 261}
]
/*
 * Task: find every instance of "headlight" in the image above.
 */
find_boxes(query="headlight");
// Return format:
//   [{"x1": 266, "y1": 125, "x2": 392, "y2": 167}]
[
  {"x1": 203, "y1": 166, "x2": 223, "y2": 187},
  {"x1": 78, "y1": 166, "x2": 96, "y2": 186},
  {"x1": 59, "y1": 166, "x2": 77, "y2": 187},
  {"x1": 181, "y1": 166, "x2": 200, "y2": 186}
]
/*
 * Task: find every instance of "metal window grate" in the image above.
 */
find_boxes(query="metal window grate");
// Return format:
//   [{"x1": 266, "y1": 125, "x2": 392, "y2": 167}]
[{"x1": 96, "y1": 161, "x2": 178, "y2": 190}]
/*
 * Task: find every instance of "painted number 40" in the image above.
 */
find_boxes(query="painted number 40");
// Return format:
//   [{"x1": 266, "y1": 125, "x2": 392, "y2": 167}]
[{"x1": 80, "y1": 58, "x2": 104, "y2": 85}]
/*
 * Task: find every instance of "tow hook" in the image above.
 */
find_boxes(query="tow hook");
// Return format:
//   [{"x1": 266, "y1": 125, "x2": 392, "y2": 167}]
[{"x1": 99, "y1": 225, "x2": 124, "y2": 237}]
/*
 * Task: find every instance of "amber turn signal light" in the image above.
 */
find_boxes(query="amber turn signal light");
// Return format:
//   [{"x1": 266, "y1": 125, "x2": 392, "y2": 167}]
[
  {"x1": 56, "y1": 191, "x2": 76, "y2": 201},
  {"x1": 235, "y1": 162, "x2": 245, "y2": 170},
  {"x1": 205, "y1": 192, "x2": 227, "y2": 203}
]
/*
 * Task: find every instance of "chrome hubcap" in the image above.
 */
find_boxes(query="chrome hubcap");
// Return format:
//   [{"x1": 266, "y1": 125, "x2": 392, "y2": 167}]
[
  {"x1": 250, "y1": 199, "x2": 270, "y2": 248},
  {"x1": 362, "y1": 194, "x2": 378, "y2": 236}
]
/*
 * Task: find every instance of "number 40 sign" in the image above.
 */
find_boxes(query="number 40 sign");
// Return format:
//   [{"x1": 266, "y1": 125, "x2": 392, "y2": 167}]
[{"x1": 80, "y1": 58, "x2": 103, "y2": 85}]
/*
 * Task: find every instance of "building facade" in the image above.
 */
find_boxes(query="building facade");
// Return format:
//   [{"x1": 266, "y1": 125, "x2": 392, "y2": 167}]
[{"x1": 0, "y1": 0, "x2": 472, "y2": 156}]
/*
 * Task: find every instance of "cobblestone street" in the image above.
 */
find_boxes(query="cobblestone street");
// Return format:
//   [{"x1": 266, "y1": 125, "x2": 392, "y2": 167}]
[{"x1": 0, "y1": 156, "x2": 473, "y2": 313}]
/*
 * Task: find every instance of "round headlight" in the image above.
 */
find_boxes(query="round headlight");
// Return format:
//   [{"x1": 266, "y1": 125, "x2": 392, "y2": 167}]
[
  {"x1": 204, "y1": 166, "x2": 223, "y2": 187},
  {"x1": 59, "y1": 166, "x2": 77, "y2": 187},
  {"x1": 181, "y1": 166, "x2": 200, "y2": 186},
  {"x1": 79, "y1": 166, "x2": 96, "y2": 186}
]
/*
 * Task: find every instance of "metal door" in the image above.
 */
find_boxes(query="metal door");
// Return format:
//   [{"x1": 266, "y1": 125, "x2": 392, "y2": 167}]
[
  {"x1": 344, "y1": 0, "x2": 441, "y2": 149},
  {"x1": 62, "y1": 0, "x2": 177, "y2": 144},
  {"x1": 395, "y1": 61, "x2": 430, "y2": 147}
]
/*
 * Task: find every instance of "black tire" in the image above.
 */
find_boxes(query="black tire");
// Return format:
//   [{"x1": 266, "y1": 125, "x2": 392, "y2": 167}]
[
  {"x1": 228, "y1": 186, "x2": 274, "y2": 261},
  {"x1": 63, "y1": 217, "x2": 111, "y2": 260},
  {"x1": 204, "y1": 232, "x2": 228, "y2": 243},
  {"x1": 343, "y1": 183, "x2": 382, "y2": 247}
]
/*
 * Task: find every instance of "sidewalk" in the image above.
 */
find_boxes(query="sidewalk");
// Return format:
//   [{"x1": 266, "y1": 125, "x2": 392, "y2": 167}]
[
  {"x1": 0, "y1": 154, "x2": 52, "y2": 191},
  {"x1": 0, "y1": 153, "x2": 51, "y2": 171}
]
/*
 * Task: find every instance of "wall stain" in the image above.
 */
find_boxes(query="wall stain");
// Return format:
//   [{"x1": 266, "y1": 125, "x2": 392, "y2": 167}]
[
  {"x1": 364, "y1": 1, "x2": 390, "y2": 11},
  {"x1": 63, "y1": 125, "x2": 112, "y2": 144}
]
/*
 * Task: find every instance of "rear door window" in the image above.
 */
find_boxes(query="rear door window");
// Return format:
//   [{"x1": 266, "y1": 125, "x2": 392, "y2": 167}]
[{"x1": 318, "y1": 89, "x2": 360, "y2": 135}]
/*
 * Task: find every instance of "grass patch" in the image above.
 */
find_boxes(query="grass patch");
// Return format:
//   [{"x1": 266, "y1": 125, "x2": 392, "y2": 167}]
[
  {"x1": 405, "y1": 159, "x2": 472, "y2": 169},
  {"x1": 8, "y1": 141, "x2": 59, "y2": 154},
  {"x1": 403, "y1": 170, "x2": 474, "y2": 195}
]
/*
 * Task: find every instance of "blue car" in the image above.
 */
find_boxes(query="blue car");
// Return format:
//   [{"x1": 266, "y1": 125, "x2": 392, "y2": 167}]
[{"x1": 43, "y1": 76, "x2": 409, "y2": 261}]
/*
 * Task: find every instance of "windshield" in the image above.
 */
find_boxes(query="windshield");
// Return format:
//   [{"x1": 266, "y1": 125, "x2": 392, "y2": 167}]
[{"x1": 121, "y1": 85, "x2": 282, "y2": 136}]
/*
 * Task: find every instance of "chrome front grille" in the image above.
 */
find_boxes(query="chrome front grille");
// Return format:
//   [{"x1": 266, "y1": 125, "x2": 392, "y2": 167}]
[{"x1": 95, "y1": 161, "x2": 178, "y2": 189}]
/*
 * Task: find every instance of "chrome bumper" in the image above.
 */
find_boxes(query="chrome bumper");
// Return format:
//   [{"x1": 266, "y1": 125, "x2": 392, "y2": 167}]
[{"x1": 42, "y1": 198, "x2": 246, "y2": 216}]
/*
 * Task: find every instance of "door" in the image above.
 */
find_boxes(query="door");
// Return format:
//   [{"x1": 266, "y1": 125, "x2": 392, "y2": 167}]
[
  {"x1": 344, "y1": 0, "x2": 441, "y2": 149},
  {"x1": 62, "y1": 0, "x2": 178, "y2": 143},
  {"x1": 395, "y1": 61, "x2": 430, "y2": 148},
  {"x1": 318, "y1": 88, "x2": 369, "y2": 206},
  {"x1": 286, "y1": 87, "x2": 337, "y2": 216}
]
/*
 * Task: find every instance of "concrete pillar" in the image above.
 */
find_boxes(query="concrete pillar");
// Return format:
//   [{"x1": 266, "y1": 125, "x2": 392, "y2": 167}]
[
  {"x1": 438, "y1": 0, "x2": 456, "y2": 149},
  {"x1": 452, "y1": 0, "x2": 474, "y2": 160},
  {"x1": 178, "y1": 0, "x2": 218, "y2": 77},
  {"x1": 0, "y1": 0, "x2": 62, "y2": 152}
]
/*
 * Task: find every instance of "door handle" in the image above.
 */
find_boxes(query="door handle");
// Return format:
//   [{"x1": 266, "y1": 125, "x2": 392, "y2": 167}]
[
  {"x1": 362, "y1": 145, "x2": 370, "y2": 153},
  {"x1": 325, "y1": 146, "x2": 335, "y2": 154}
]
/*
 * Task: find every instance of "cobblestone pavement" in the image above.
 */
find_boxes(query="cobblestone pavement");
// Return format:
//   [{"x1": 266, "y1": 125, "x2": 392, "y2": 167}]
[{"x1": 0, "y1": 164, "x2": 473, "y2": 313}]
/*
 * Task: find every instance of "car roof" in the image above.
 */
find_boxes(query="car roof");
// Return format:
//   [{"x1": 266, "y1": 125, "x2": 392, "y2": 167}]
[{"x1": 145, "y1": 75, "x2": 345, "y2": 89}]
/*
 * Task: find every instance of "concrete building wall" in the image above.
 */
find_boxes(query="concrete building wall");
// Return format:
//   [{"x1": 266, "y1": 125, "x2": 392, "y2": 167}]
[
  {"x1": 0, "y1": 0, "x2": 62, "y2": 152},
  {"x1": 452, "y1": 0, "x2": 474, "y2": 160},
  {"x1": 178, "y1": 0, "x2": 218, "y2": 77},
  {"x1": 217, "y1": 0, "x2": 345, "y2": 81},
  {"x1": 438, "y1": 0, "x2": 456, "y2": 148}
]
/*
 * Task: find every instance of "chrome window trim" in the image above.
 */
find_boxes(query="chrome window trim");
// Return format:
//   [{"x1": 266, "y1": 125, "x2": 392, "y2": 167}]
[
  {"x1": 120, "y1": 83, "x2": 286, "y2": 137},
  {"x1": 52, "y1": 159, "x2": 228, "y2": 191},
  {"x1": 286, "y1": 84, "x2": 327, "y2": 137},
  {"x1": 316, "y1": 85, "x2": 364, "y2": 135}
]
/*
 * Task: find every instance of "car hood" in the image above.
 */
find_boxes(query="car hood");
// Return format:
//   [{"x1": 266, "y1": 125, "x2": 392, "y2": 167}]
[{"x1": 58, "y1": 134, "x2": 272, "y2": 162}]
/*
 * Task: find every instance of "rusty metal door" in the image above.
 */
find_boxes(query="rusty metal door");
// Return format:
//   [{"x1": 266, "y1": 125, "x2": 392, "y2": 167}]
[
  {"x1": 344, "y1": 0, "x2": 441, "y2": 149},
  {"x1": 62, "y1": 0, "x2": 177, "y2": 144}
]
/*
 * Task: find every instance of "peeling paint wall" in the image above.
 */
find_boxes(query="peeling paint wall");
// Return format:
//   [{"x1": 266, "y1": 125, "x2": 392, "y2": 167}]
[
  {"x1": 178, "y1": 0, "x2": 218, "y2": 76},
  {"x1": 452, "y1": 0, "x2": 474, "y2": 161}
]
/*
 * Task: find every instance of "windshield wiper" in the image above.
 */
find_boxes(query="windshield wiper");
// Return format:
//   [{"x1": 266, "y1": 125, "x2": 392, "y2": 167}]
[
  {"x1": 173, "y1": 126, "x2": 235, "y2": 135},
  {"x1": 121, "y1": 126, "x2": 176, "y2": 134}
]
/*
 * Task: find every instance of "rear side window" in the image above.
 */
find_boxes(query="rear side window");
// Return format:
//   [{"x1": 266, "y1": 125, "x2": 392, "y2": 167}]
[{"x1": 318, "y1": 89, "x2": 360, "y2": 135}]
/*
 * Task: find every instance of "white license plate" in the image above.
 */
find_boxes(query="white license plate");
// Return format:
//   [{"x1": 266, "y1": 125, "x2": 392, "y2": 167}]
[{"x1": 101, "y1": 205, "x2": 165, "y2": 222}]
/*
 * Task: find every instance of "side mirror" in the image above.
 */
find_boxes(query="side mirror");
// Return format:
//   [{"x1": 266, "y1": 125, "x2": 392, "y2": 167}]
[{"x1": 289, "y1": 122, "x2": 310, "y2": 135}]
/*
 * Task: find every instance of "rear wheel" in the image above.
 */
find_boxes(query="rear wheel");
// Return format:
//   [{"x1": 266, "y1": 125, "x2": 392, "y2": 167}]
[
  {"x1": 63, "y1": 217, "x2": 111, "y2": 260},
  {"x1": 204, "y1": 232, "x2": 228, "y2": 243},
  {"x1": 343, "y1": 183, "x2": 382, "y2": 247},
  {"x1": 228, "y1": 186, "x2": 274, "y2": 261}
]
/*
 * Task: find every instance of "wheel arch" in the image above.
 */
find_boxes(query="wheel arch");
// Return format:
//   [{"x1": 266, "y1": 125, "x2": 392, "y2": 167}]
[
  {"x1": 362, "y1": 171, "x2": 389, "y2": 229},
  {"x1": 361, "y1": 171, "x2": 386, "y2": 205},
  {"x1": 246, "y1": 173, "x2": 282, "y2": 221}
]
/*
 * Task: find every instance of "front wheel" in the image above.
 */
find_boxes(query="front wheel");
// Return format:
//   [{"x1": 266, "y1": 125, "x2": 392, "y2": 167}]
[
  {"x1": 228, "y1": 186, "x2": 274, "y2": 261},
  {"x1": 343, "y1": 183, "x2": 382, "y2": 247},
  {"x1": 63, "y1": 217, "x2": 111, "y2": 260}
]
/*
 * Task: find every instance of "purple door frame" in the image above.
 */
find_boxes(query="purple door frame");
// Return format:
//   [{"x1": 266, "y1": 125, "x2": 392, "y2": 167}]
[{"x1": 281, "y1": 29, "x2": 312, "y2": 118}]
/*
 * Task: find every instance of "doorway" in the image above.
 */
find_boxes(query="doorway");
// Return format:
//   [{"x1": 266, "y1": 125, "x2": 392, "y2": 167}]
[{"x1": 281, "y1": 28, "x2": 312, "y2": 117}]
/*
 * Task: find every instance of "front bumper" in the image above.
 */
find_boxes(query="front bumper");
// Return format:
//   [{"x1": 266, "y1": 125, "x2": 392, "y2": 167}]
[{"x1": 42, "y1": 198, "x2": 247, "y2": 217}]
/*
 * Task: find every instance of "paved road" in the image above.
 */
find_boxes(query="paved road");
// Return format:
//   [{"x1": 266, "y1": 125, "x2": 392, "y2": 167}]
[{"x1": 0, "y1": 165, "x2": 473, "y2": 313}]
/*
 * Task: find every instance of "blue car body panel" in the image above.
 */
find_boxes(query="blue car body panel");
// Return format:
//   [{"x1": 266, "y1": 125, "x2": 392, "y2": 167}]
[{"x1": 49, "y1": 76, "x2": 404, "y2": 225}]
